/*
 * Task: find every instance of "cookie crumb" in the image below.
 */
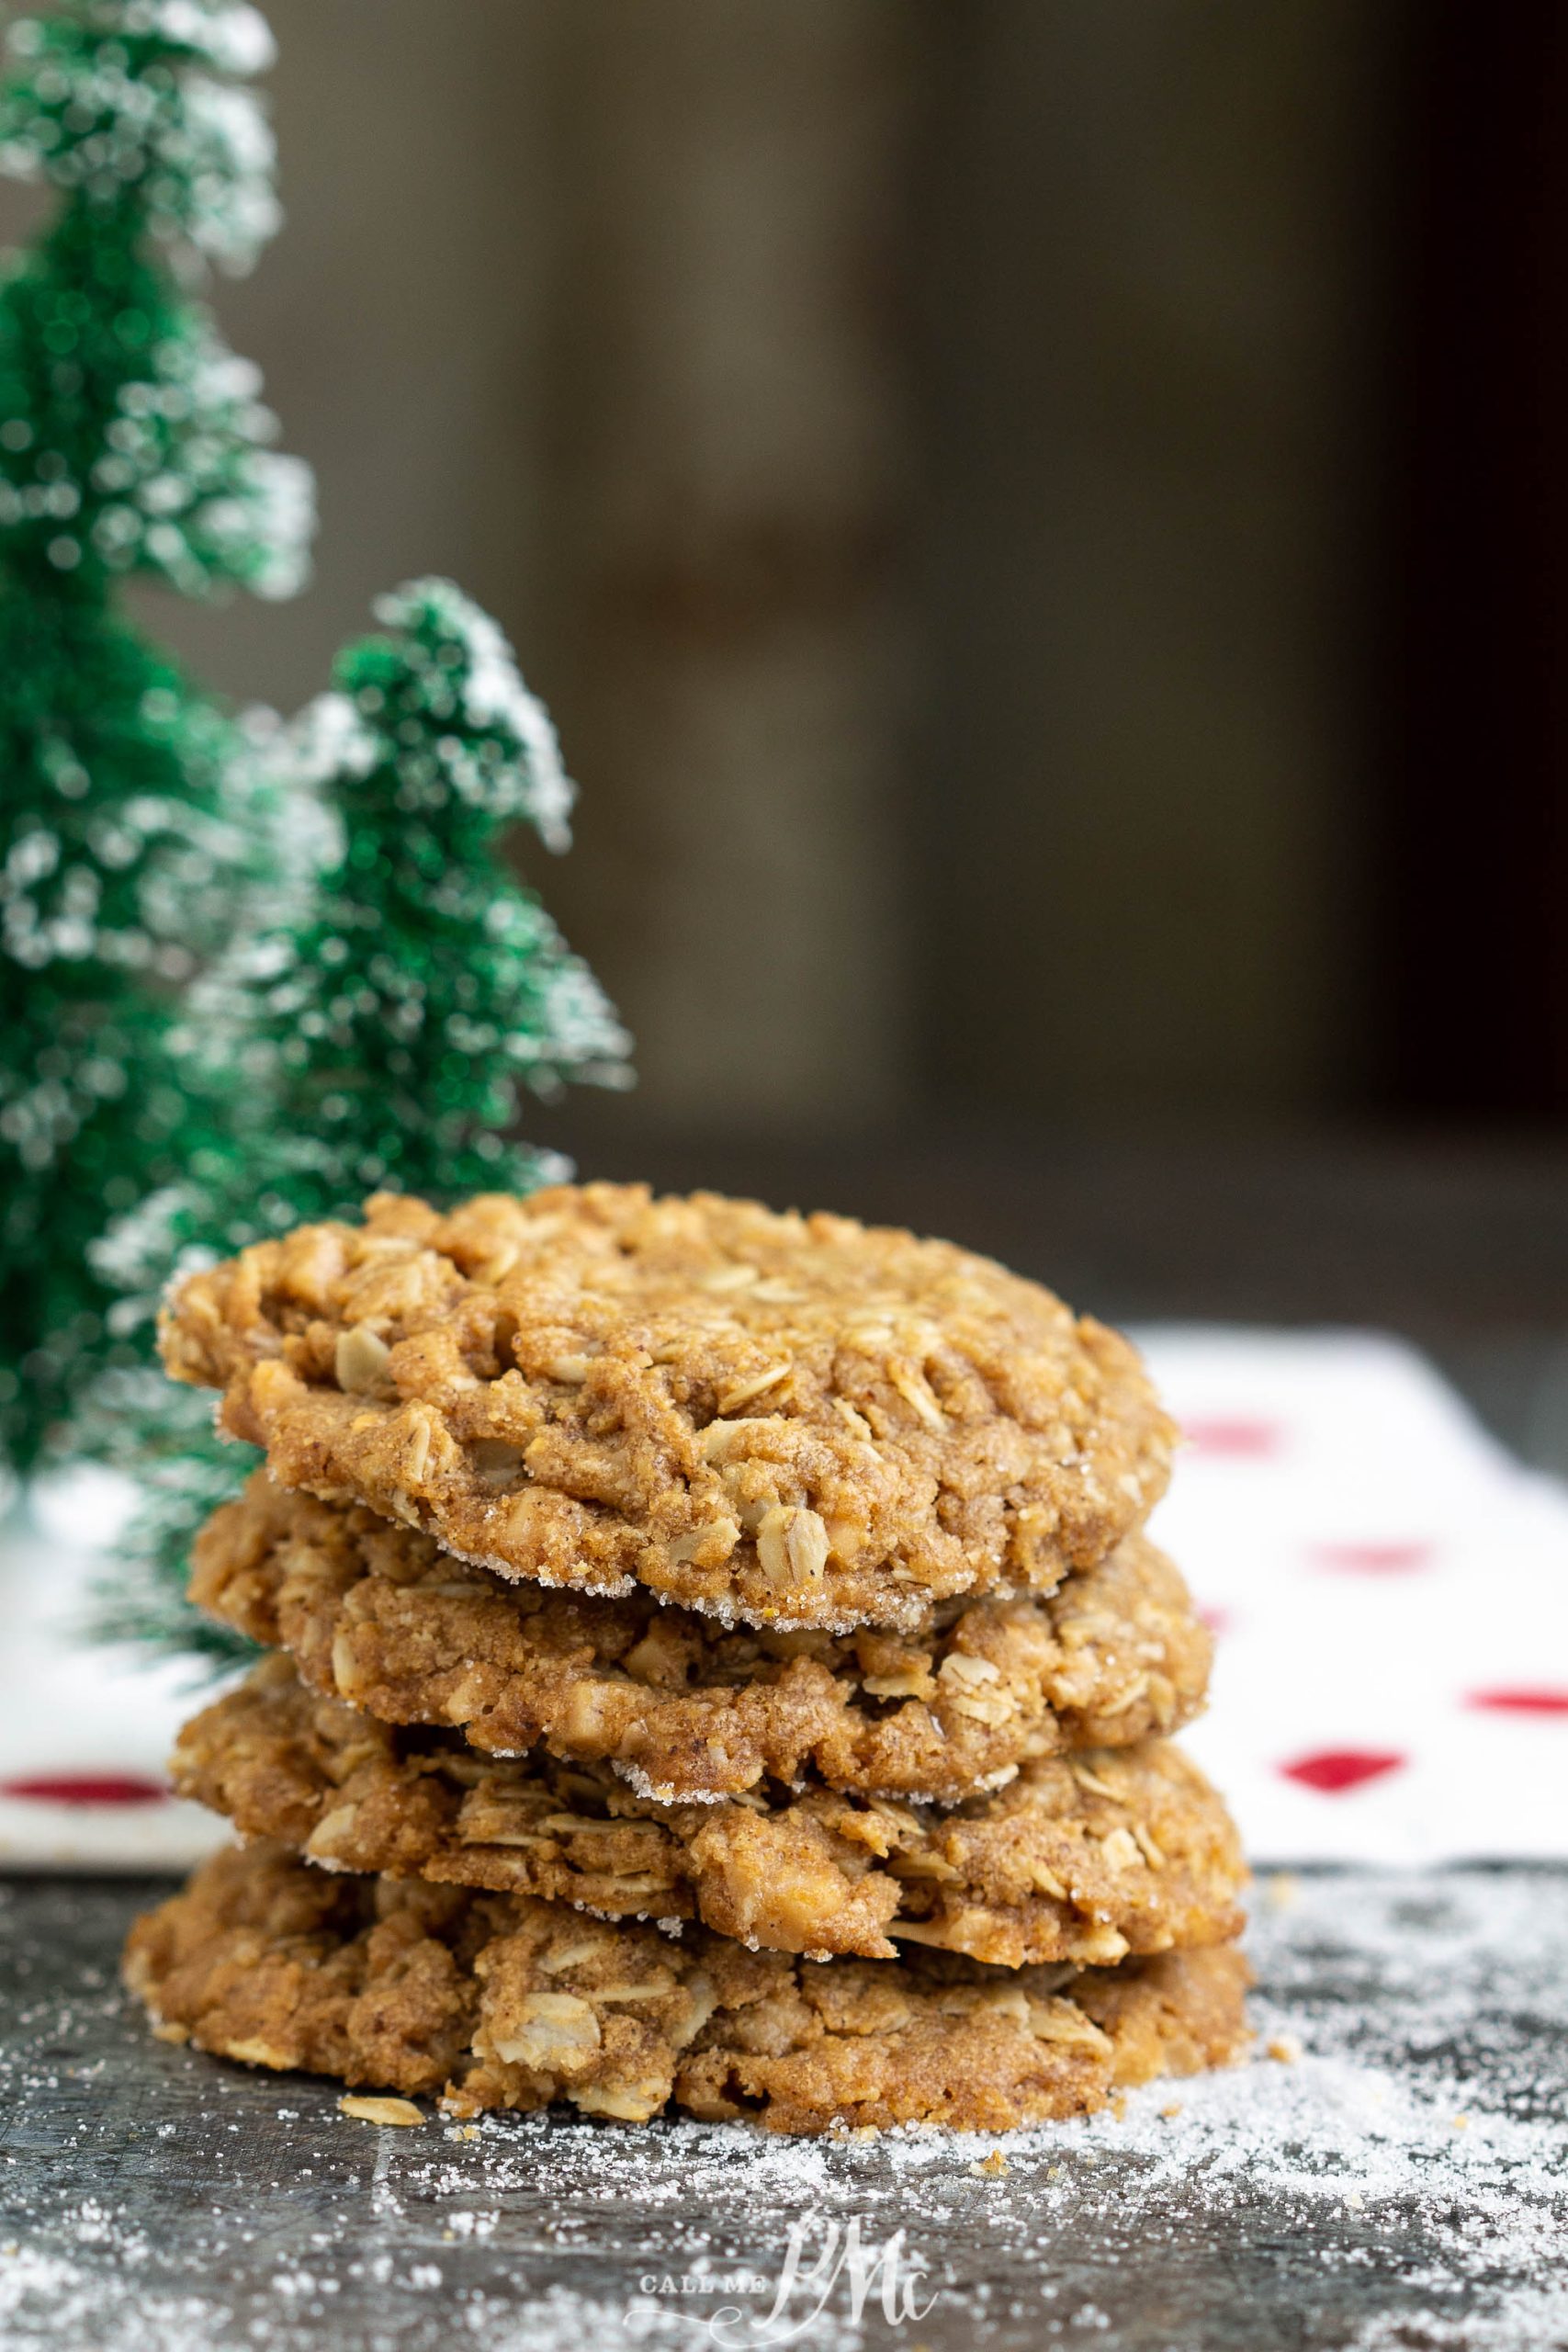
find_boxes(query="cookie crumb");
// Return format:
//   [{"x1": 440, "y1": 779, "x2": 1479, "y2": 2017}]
[
  {"x1": 1160, "y1": 2101, "x2": 1183, "y2": 2120},
  {"x1": 1267, "y1": 2034, "x2": 1302, "y2": 2064},
  {"x1": 338, "y1": 2095, "x2": 423, "y2": 2128},
  {"x1": 973, "y1": 2150, "x2": 1010, "y2": 2177}
]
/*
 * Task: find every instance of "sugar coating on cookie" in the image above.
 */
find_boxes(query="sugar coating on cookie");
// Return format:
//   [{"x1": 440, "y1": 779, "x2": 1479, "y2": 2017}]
[
  {"x1": 123, "y1": 1841, "x2": 1252, "y2": 2135},
  {"x1": 173, "y1": 1659, "x2": 1246, "y2": 1971},
  {"x1": 193, "y1": 1476, "x2": 1213, "y2": 1804},
  {"x1": 159, "y1": 1185, "x2": 1178, "y2": 1633}
]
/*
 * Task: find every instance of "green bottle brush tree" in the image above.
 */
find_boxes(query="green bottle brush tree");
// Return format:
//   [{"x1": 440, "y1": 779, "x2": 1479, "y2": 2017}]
[{"x1": 0, "y1": 0, "x2": 310, "y2": 1482}]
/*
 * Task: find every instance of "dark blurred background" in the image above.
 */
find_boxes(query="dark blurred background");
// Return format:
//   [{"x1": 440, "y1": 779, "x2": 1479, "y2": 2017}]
[{"x1": 6, "y1": 0, "x2": 1568, "y2": 1458}]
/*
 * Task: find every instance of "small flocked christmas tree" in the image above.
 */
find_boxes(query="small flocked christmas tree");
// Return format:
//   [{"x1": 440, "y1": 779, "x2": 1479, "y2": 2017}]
[
  {"x1": 224, "y1": 577, "x2": 629, "y2": 1221},
  {"x1": 96, "y1": 578, "x2": 630, "y2": 1659},
  {"x1": 0, "y1": 0, "x2": 310, "y2": 1481}
]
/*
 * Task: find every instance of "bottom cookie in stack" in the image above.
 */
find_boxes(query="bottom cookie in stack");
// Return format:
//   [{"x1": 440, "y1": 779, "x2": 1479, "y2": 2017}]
[{"x1": 125, "y1": 1840, "x2": 1252, "y2": 2136}]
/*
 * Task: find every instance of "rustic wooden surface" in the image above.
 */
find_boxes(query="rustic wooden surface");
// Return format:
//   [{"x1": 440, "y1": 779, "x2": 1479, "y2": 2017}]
[{"x1": 0, "y1": 1866, "x2": 1563, "y2": 2351}]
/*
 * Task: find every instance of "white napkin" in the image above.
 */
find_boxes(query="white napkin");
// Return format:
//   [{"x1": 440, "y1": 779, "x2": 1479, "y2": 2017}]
[{"x1": 1140, "y1": 1328, "x2": 1568, "y2": 1863}]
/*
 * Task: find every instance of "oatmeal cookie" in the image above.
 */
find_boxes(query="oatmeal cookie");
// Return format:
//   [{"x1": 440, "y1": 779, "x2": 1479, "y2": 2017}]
[
  {"x1": 160, "y1": 1186, "x2": 1176, "y2": 1633},
  {"x1": 124, "y1": 1841, "x2": 1251, "y2": 2135},
  {"x1": 174, "y1": 1660, "x2": 1246, "y2": 1970},
  {"x1": 195, "y1": 1476, "x2": 1210, "y2": 1803}
]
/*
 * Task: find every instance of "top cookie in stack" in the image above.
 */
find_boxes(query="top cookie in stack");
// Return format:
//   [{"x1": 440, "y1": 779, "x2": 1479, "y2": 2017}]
[{"x1": 159, "y1": 1184, "x2": 1178, "y2": 1634}]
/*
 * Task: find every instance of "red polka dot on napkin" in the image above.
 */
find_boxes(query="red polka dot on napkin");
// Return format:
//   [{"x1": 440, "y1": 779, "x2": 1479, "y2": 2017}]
[
  {"x1": 1279, "y1": 1749, "x2": 1407, "y2": 1794},
  {"x1": 1182, "y1": 1418, "x2": 1282, "y2": 1458},
  {"x1": 0, "y1": 1772, "x2": 169, "y2": 1807},
  {"x1": 1310, "y1": 1540, "x2": 1435, "y2": 1574},
  {"x1": 1465, "y1": 1689, "x2": 1568, "y2": 1717}
]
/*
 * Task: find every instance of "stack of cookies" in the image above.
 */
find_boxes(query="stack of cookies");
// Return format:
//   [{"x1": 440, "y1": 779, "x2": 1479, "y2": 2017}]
[{"x1": 125, "y1": 1186, "x2": 1250, "y2": 2136}]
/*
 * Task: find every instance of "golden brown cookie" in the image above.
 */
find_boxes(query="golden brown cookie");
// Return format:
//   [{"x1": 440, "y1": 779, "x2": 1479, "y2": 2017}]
[
  {"x1": 124, "y1": 1841, "x2": 1251, "y2": 2136},
  {"x1": 160, "y1": 1186, "x2": 1176, "y2": 1633},
  {"x1": 173, "y1": 1659, "x2": 1246, "y2": 1970},
  {"x1": 193, "y1": 1476, "x2": 1212, "y2": 1804}
]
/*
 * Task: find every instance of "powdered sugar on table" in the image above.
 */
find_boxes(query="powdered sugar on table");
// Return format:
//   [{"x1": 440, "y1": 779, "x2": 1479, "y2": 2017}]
[{"x1": 0, "y1": 1864, "x2": 1563, "y2": 2349}]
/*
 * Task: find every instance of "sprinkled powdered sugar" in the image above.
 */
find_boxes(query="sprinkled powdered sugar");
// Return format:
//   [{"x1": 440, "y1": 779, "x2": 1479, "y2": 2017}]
[{"x1": 0, "y1": 1866, "x2": 1564, "y2": 2347}]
